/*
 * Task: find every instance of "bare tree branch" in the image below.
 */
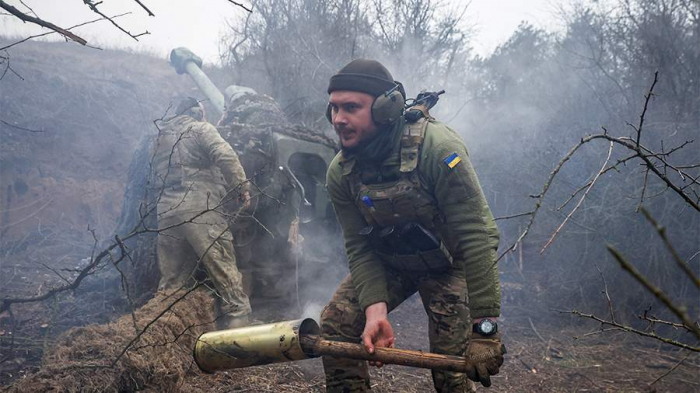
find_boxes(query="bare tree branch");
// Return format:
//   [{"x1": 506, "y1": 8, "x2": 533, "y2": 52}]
[
  {"x1": 494, "y1": 211, "x2": 533, "y2": 221},
  {"x1": 541, "y1": 141, "x2": 614, "y2": 254},
  {"x1": 0, "y1": 52, "x2": 23, "y2": 81},
  {"x1": 0, "y1": 11, "x2": 132, "y2": 52},
  {"x1": 640, "y1": 309, "x2": 694, "y2": 333},
  {"x1": 82, "y1": 0, "x2": 149, "y2": 41},
  {"x1": 0, "y1": 118, "x2": 45, "y2": 133},
  {"x1": 596, "y1": 264, "x2": 616, "y2": 324},
  {"x1": 496, "y1": 72, "x2": 699, "y2": 268},
  {"x1": 109, "y1": 283, "x2": 203, "y2": 367},
  {"x1": 557, "y1": 154, "x2": 638, "y2": 211},
  {"x1": 639, "y1": 207, "x2": 700, "y2": 288},
  {"x1": 649, "y1": 349, "x2": 696, "y2": 386},
  {"x1": 607, "y1": 245, "x2": 700, "y2": 340},
  {"x1": 132, "y1": 0, "x2": 154, "y2": 17},
  {"x1": 558, "y1": 309, "x2": 700, "y2": 352},
  {"x1": 17, "y1": 0, "x2": 37, "y2": 18},
  {"x1": 0, "y1": 0, "x2": 87, "y2": 45},
  {"x1": 227, "y1": 0, "x2": 253, "y2": 13},
  {"x1": 632, "y1": 71, "x2": 659, "y2": 148}
]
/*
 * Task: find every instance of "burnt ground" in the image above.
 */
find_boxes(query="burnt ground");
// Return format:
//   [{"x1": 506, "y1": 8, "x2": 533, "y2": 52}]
[{"x1": 1, "y1": 246, "x2": 697, "y2": 393}]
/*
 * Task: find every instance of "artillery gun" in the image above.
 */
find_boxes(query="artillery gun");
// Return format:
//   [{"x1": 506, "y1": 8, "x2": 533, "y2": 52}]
[
  {"x1": 112, "y1": 48, "x2": 341, "y2": 317},
  {"x1": 168, "y1": 47, "x2": 341, "y2": 313}
]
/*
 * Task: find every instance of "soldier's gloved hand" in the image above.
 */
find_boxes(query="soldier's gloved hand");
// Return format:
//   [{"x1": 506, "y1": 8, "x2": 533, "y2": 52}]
[{"x1": 465, "y1": 332, "x2": 506, "y2": 387}]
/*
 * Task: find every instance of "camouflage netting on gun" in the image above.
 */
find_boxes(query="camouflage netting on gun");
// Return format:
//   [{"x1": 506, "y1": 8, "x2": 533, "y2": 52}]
[
  {"x1": 8, "y1": 289, "x2": 215, "y2": 392},
  {"x1": 220, "y1": 122, "x2": 337, "y2": 150},
  {"x1": 219, "y1": 91, "x2": 289, "y2": 127},
  {"x1": 218, "y1": 90, "x2": 337, "y2": 149}
]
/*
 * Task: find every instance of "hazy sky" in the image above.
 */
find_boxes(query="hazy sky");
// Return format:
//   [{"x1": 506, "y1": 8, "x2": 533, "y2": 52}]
[{"x1": 2, "y1": 0, "x2": 567, "y2": 64}]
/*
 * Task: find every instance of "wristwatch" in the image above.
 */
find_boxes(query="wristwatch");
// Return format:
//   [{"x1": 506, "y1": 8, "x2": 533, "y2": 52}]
[{"x1": 473, "y1": 318, "x2": 498, "y2": 336}]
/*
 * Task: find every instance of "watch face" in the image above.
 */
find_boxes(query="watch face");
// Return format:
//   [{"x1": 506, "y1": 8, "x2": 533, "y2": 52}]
[{"x1": 479, "y1": 320, "x2": 495, "y2": 334}]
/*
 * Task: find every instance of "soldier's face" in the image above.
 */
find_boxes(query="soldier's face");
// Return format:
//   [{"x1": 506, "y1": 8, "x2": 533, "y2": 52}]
[{"x1": 329, "y1": 91, "x2": 378, "y2": 151}]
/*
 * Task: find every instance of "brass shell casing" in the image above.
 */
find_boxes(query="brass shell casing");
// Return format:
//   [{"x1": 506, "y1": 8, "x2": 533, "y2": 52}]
[{"x1": 193, "y1": 318, "x2": 320, "y2": 373}]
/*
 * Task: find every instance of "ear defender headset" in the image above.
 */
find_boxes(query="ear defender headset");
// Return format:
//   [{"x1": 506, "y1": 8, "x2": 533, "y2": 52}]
[{"x1": 326, "y1": 82, "x2": 406, "y2": 126}]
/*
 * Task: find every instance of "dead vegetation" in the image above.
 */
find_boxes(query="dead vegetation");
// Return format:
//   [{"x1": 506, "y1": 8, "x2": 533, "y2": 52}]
[{"x1": 8, "y1": 289, "x2": 214, "y2": 392}]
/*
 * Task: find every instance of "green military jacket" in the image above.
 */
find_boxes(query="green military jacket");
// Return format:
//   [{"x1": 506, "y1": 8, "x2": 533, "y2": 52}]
[
  {"x1": 152, "y1": 115, "x2": 248, "y2": 220},
  {"x1": 326, "y1": 118, "x2": 501, "y2": 318}
]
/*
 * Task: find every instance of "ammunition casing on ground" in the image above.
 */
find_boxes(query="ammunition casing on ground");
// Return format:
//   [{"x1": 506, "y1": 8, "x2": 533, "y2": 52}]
[{"x1": 193, "y1": 318, "x2": 320, "y2": 373}]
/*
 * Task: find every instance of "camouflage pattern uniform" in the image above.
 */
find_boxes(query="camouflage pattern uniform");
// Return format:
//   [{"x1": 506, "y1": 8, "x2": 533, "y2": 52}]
[
  {"x1": 321, "y1": 117, "x2": 500, "y2": 392},
  {"x1": 151, "y1": 114, "x2": 251, "y2": 319}
]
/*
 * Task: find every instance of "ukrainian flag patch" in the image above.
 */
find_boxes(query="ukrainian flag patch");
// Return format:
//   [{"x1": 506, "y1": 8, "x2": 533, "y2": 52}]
[{"x1": 443, "y1": 152, "x2": 462, "y2": 169}]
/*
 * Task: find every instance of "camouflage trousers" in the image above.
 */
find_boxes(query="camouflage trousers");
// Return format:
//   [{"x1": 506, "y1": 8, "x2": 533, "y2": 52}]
[
  {"x1": 157, "y1": 211, "x2": 251, "y2": 318},
  {"x1": 320, "y1": 270, "x2": 476, "y2": 392}
]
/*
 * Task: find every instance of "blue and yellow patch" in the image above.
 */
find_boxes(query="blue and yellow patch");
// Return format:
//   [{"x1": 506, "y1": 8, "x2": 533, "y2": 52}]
[{"x1": 443, "y1": 153, "x2": 462, "y2": 169}]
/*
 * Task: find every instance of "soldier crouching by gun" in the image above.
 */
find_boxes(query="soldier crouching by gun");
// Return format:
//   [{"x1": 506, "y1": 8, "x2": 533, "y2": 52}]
[{"x1": 320, "y1": 59, "x2": 505, "y2": 392}]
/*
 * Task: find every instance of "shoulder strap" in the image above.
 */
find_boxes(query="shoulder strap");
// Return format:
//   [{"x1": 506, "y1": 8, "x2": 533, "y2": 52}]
[{"x1": 399, "y1": 118, "x2": 428, "y2": 173}]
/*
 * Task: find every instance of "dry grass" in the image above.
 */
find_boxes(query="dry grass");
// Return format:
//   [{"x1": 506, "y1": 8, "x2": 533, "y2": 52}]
[{"x1": 8, "y1": 289, "x2": 215, "y2": 392}]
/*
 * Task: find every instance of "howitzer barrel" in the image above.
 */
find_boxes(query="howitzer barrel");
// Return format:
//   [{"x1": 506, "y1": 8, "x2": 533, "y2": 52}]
[
  {"x1": 194, "y1": 319, "x2": 473, "y2": 374},
  {"x1": 169, "y1": 47, "x2": 225, "y2": 118}
]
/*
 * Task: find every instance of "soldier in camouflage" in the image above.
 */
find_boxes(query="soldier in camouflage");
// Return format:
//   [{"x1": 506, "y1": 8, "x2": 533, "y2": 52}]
[
  {"x1": 151, "y1": 97, "x2": 251, "y2": 329},
  {"x1": 321, "y1": 60, "x2": 505, "y2": 392}
]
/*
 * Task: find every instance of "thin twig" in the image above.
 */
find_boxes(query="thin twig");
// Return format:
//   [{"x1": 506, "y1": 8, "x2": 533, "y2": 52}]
[
  {"x1": 527, "y1": 317, "x2": 547, "y2": 344},
  {"x1": 82, "y1": 0, "x2": 149, "y2": 41},
  {"x1": 0, "y1": 52, "x2": 24, "y2": 81},
  {"x1": 494, "y1": 211, "x2": 533, "y2": 221},
  {"x1": 607, "y1": 245, "x2": 700, "y2": 340},
  {"x1": 227, "y1": 0, "x2": 253, "y2": 13},
  {"x1": 634, "y1": 71, "x2": 659, "y2": 148},
  {"x1": 132, "y1": 0, "x2": 154, "y2": 16},
  {"x1": 0, "y1": 0, "x2": 87, "y2": 45},
  {"x1": 640, "y1": 310, "x2": 693, "y2": 332},
  {"x1": 109, "y1": 283, "x2": 202, "y2": 367},
  {"x1": 557, "y1": 154, "x2": 637, "y2": 211},
  {"x1": 649, "y1": 349, "x2": 696, "y2": 386},
  {"x1": 559, "y1": 309, "x2": 699, "y2": 352},
  {"x1": 596, "y1": 264, "x2": 616, "y2": 324},
  {"x1": 0, "y1": 12, "x2": 132, "y2": 52},
  {"x1": 0, "y1": 118, "x2": 45, "y2": 133},
  {"x1": 637, "y1": 167, "x2": 650, "y2": 211},
  {"x1": 639, "y1": 207, "x2": 700, "y2": 288},
  {"x1": 541, "y1": 141, "x2": 614, "y2": 254},
  {"x1": 113, "y1": 235, "x2": 140, "y2": 335}
]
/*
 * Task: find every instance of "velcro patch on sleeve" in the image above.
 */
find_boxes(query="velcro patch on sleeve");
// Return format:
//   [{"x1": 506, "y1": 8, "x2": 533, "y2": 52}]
[{"x1": 443, "y1": 152, "x2": 462, "y2": 169}]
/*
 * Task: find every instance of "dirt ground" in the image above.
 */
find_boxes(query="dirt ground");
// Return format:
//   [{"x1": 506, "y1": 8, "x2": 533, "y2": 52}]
[{"x1": 1, "y1": 251, "x2": 697, "y2": 393}]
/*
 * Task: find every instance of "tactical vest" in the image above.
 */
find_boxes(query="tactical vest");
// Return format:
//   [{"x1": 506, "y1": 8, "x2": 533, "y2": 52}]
[{"x1": 342, "y1": 118, "x2": 453, "y2": 272}]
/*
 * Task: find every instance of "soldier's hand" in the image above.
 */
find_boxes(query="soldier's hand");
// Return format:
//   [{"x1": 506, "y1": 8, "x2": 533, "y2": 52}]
[
  {"x1": 362, "y1": 302, "x2": 395, "y2": 368},
  {"x1": 239, "y1": 191, "x2": 251, "y2": 209},
  {"x1": 465, "y1": 331, "x2": 506, "y2": 387}
]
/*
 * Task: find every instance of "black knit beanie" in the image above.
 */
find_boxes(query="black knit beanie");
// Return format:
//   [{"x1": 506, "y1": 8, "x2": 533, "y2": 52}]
[{"x1": 328, "y1": 59, "x2": 397, "y2": 97}]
